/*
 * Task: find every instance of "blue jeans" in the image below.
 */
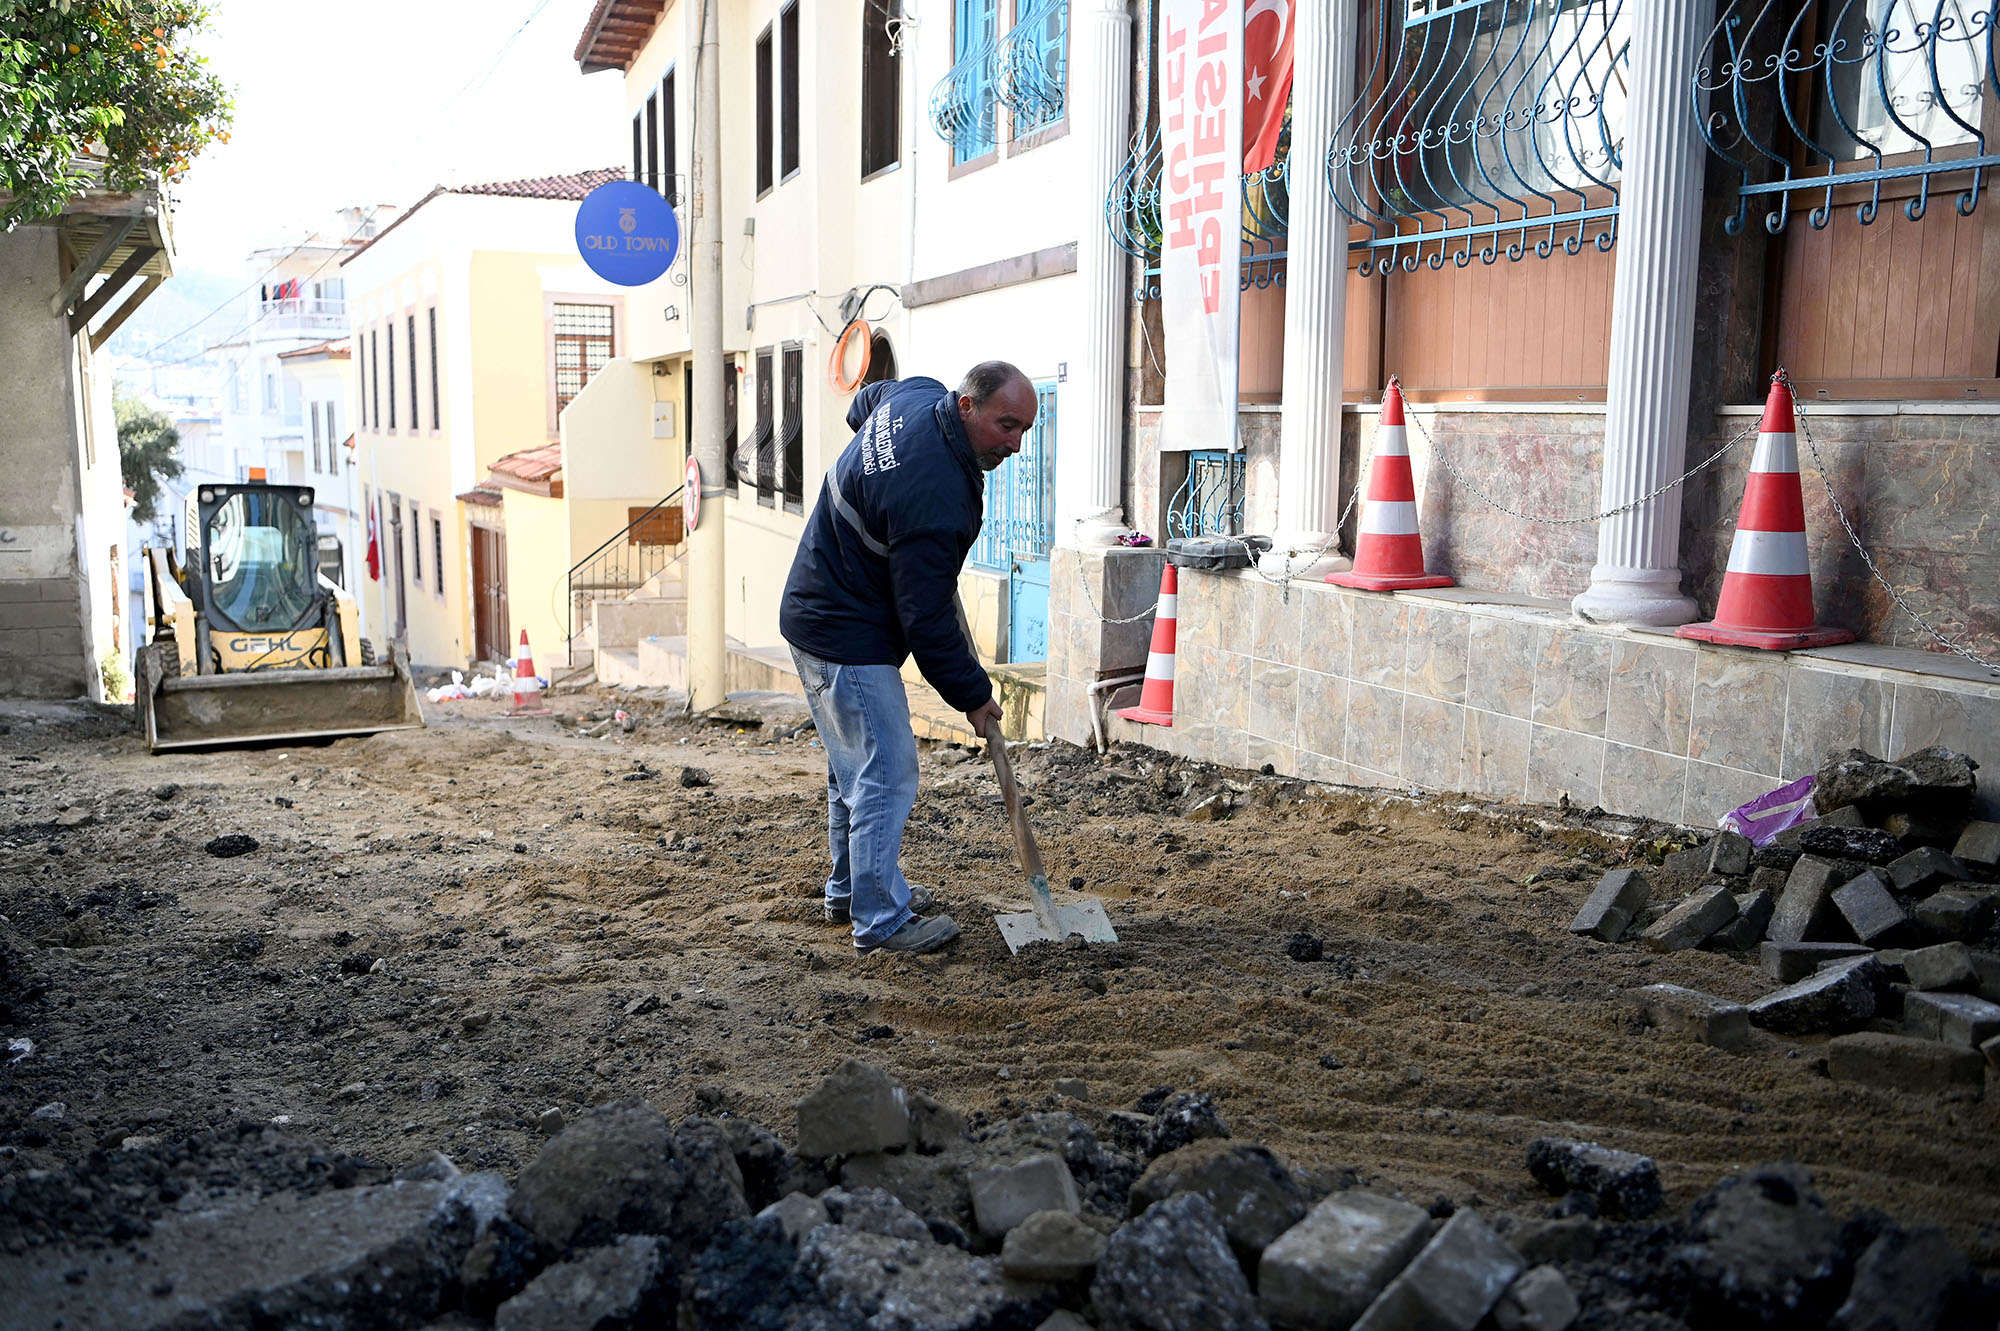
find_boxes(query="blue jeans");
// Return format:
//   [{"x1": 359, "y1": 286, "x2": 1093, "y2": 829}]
[{"x1": 790, "y1": 646, "x2": 918, "y2": 947}]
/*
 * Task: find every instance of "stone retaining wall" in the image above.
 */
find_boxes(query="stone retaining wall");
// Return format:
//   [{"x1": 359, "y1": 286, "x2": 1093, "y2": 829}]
[{"x1": 1049, "y1": 550, "x2": 2000, "y2": 825}]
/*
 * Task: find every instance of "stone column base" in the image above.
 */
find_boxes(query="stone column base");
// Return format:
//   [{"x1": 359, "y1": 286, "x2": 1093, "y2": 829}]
[
  {"x1": 1257, "y1": 533, "x2": 1351, "y2": 582},
  {"x1": 1572, "y1": 565, "x2": 1698, "y2": 627}
]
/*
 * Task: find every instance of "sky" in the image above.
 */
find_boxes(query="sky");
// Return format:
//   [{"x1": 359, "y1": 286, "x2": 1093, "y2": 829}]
[{"x1": 170, "y1": 0, "x2": 628, "y2": 276}]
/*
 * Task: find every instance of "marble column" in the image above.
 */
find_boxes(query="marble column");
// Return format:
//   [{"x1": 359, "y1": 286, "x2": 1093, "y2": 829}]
[
  {"x1": 1571, "y1": 0, "x2": 1716, "y2": 626},
  {"x1": 1061, "y1": 0, "x2": 1133, "y2": 548},
  {"x1": 1260, "y1": 0, "x2": 1358, "y2": 579}
]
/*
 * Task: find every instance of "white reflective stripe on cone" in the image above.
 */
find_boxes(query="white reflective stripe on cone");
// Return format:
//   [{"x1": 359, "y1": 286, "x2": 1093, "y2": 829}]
[
  {"x1": 1749, "y1": 431, "x2": 1800, "y2": 474},
  {"x1": 1359, "y1": 500, "x2": 1420, "y2": 535},
  {"x1": 1372, "y1": 424, "x2": 1409, "y2": 458},
  {"x1": 1146, "y1": 651, "x2": 1178, "y2": 680},
  {"x1": 1725, "y1": 528, "x2": 1811, "y2": 577},
  {"x1": 1156, "y1": 593, "x2": 1178, "y2": 619}
]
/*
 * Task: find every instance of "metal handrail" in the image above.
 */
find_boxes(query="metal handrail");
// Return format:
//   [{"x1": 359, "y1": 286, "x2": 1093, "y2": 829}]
[{"x1": 563, "y1": 485, "x2": 684, "y2": 667}]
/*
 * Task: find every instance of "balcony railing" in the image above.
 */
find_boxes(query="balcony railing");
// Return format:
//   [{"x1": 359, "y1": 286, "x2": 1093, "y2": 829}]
[
  {"x1": 256, "y1": 297, "x2": 348, "y2": 332},
  {"x1": 930, "y1": 10, "x2": 1002, "y2": 161},
  {"x1": 1106, "y1": 124, "x2": 1292, "y2": 301}
]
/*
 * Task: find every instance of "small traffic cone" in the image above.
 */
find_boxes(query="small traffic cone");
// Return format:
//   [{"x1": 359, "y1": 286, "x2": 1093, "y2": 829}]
[
  {"x1": 1328, "y1": 377, "x2": 1454, "y2": 591},
  {"x1": 1117, "y1": 564, "x2": 1179, "y2": 727},
  {"x1": 1678, "y1": 374, "x2": 1853, "y2": 651},
  {"x1": 508, "y1": 629, "x2": 552, "y2": 716}
]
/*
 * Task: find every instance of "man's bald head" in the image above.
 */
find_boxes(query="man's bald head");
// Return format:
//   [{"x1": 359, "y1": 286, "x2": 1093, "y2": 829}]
[{"x1": 955, "y1": 361, "x2": 1037, "y2": 472}]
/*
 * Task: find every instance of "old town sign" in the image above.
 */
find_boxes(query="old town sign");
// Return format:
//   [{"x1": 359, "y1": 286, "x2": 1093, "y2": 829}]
[{"x1": 575, "y1": 179, "x2": 680, "y2": 286}]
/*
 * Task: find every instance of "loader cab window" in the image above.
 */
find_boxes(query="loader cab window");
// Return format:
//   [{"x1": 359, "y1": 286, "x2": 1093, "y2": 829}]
[{"x1": 205, "y1": 490, "x2": 318, "y2": 632}]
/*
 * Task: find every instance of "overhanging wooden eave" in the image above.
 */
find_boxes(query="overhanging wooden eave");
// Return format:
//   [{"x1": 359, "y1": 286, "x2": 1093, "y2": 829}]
[{"x1": 573, "y1": 0, "x2": 667, "y2": 73}]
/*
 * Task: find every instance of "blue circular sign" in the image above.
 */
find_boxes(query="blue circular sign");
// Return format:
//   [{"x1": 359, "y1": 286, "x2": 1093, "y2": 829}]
[{"x1": 574, "y1": 180, "x2": 680, "y2": 286}]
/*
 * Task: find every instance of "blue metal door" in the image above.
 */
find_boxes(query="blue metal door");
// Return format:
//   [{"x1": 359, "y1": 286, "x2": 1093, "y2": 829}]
[{"x1": 972, "y1": 381, "x2": 1056, "y2": 663}]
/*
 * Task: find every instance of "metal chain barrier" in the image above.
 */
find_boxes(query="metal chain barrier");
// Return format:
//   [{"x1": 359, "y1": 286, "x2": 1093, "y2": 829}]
[
  {"x1": 1408, "y1": 408, "x2": 1761, "y2": 526},
  {"x1": 1786, "y1": 373, "x2": 2000, "y2": 677}
]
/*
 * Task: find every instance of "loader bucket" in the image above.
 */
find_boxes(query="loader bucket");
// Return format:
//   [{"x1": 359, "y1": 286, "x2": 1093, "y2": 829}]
[{"x1": 139, "y1": 646, "x2": 425, "y2": 753}]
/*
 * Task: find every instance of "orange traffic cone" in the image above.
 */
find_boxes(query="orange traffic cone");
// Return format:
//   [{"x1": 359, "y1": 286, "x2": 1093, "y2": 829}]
[
  {"x1": 1117, "y1": 564, "x2": 1179, "y2": 727},
  {"x1": 1678, "y1": 374, "x2": 1853, "y2": 651},
  {"x1": 1327, "y1": 377, "x2": 1454, "y2": 591},
  {"x1": 508, "y1": 629, "x2": 552, "y2": 716}
]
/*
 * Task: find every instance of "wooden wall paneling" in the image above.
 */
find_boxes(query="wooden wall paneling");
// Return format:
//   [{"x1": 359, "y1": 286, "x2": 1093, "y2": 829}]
[
  {"x1": 1776, "y1": 216, "x2": 1826, "y2": 378},
  {"x1": 1975, "y1": 186, "x2": 2000, "y2": 379},
  {"x1": 1819, "y1": 214, "x2": 1858, "y2": 379},
  {"x1": 1880, "y1": 206, "x2": 1925, "y2": 381},
  {"x1": 1911, "y1": 206, "x2": 1956, "y2": 380},
  {"x1": 1849, "y1": 213, "x2": 1894, "y2": 379},
  {"x1": 1942, "y1": 204, "x2": 1983, "y2": 377}
]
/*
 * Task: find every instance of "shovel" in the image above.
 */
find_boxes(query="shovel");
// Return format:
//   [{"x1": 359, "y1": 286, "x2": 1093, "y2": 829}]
[{"x1": 987, "y1": 732, "x2": 1118, "y2": 952}]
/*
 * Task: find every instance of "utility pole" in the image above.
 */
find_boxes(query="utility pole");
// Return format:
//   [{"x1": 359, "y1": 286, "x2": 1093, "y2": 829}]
[{"x1": 686, "y1": 0, "x2": 727, "y2": 709}]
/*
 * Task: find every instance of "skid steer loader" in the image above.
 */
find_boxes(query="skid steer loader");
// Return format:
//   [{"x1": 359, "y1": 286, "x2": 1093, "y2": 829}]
[{"x1": 135, "y1": 477, "x2": 424, "y2": 752}]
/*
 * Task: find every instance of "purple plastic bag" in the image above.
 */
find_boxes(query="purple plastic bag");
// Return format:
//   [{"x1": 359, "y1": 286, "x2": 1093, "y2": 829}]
[{"x1": 1718, "y1": 773, "x2": 1817, "y2": 846}]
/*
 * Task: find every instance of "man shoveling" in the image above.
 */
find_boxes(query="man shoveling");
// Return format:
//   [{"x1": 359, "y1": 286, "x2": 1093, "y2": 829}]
[{"x1": 780, "y1": 362, "x2": 1037, "y2": 955}]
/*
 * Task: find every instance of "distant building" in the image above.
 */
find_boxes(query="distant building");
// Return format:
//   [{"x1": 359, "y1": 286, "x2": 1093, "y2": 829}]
[
  {"x1": 0, "y1": 163, "x2": 176, "y2": 699},
  {"x1": 210, "y1": 207, "x2": 387, "y2": 486},
  {"x1": 343, "y1": 170, "x2": 659, "y2": 669}
]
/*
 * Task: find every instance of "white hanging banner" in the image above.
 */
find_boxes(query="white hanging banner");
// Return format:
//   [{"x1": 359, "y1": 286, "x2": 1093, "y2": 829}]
[{"x1": 1158, "y1": 0, "x2": 1243, "y2": 453}]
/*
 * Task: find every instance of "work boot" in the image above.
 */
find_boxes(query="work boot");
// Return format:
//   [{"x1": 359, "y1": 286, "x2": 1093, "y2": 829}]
[
  {"x1": 855, "y1": 914, "x2": 960, "y2": 956},
  {"x1": 825, "y1": 884, "x2": 934, "y2": 925}
]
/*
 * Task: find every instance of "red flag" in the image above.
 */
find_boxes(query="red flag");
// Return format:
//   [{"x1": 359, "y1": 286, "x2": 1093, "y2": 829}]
[
  {"x1": 1243, "y1": 0, "x2": 1294, "y2": 173},
  {"x1": 365, "y1": 499, "x2": 381, "y2": 582}
]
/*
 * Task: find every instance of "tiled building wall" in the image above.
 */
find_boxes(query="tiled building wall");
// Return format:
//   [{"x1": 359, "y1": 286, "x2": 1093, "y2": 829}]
[{"x1": 1048, "y1": 551, "x2": 2000, "y2": 825}]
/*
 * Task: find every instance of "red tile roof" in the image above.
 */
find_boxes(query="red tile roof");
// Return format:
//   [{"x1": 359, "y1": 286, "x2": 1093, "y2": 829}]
[
  {"x1": 449, "y1": 168, "x2": 626, "y2": 202},
  {"x1": 343, "y1": 170, "x2": 624, "y2": 264},
  {"x1": 276, "y1": 338, "x2": 352, "y2": 361},
  {"x1": 455, "y1": 482, "x2": 504, "y2": 508},
  {"x1": 490, "y1": 444, "x2": 563, "y2": 483},
  {"x1": 487, "y1": 444, "x2": 564, "y2": 498}
]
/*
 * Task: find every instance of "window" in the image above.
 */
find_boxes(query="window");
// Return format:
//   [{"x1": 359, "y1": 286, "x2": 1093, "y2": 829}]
[
  {"x1": 756, "y1": 26, "x2": 775, "y2": 195},
  {"x1": 661, "y1": 70, "x2": 678, "y2": 200},
  {"x1": 645, "y1": 90, "x2": 660, "y2": 191},
  {"x1": 370, "y1": 329, "x2": 380, "y2": 428},
  {"x1": 723, "y1": 355, "x2": 741, "y2": 494},
  {"x1": 409, "y1": 501, "x2": 422, "y2": 584},
  {"x1": 683, "y1": 360, "x2": 693, "y2": 451},
  {"x1": 780, "y1": 2, "x2": 801, "y2": 180},
  {"x1": 780, "y1": 343, "x2": 804, "y2": 513},
  {"x1": 631, "y1": 110, "x2": 644, "y2": 183},
  {"x1": 949, "y1": 0, "x2": 999, "y2": 166},
  {"x1": 310, "y1": 402, "x2": 322, "y2": 473},
  {"x1": 432, "y1": 515, "x2": 444, "y2": 596},
  {"x1": 407, "y1": 314, "x2": 419, "y2": 428},
  {"x1": 428, "y1": 308, "x2": 439, "y2": 427},
  {"x1": 387, "y1": 322, "x2": 397, "y2": 430},
  {"x1": 754, "y1": 348, "x2": 775, "y2": 507},
  {"x1": 861, "y1": 0, "x2": 901, "y2": 177},
  {"x1": 553, "y1": 303, "x2": 615, "y2": 417},
  {"x1": 263, "y1": 371, "x2": 277, "y2": 411}
]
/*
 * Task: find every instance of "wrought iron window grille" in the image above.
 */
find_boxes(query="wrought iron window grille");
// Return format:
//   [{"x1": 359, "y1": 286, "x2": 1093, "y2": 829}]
[
  {"x1": 931, "y1": 0, "x2": 1002, "y2": 163},
  {"x1": 1695, "y1": 0, "x2": 1998, "y2": 236},
  {"x1": 997, "y1": 0, "x2": 1069, "y2": 134},
  {"x1": 1167, "y1": 451, "x2": 1248, "y2": 540},
  {"x1": 1334, "y1": 0, "x2": 1632, "y2": 275}
]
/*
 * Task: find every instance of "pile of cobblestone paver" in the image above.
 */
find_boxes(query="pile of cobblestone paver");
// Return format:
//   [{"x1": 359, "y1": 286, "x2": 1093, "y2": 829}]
[
  {"x1": 5, "y1": 1055, "x2": 1995, "y2": 1330},
  {"x1": 1569, "y1": 746, "x2": 2000, "y2": 1089}
]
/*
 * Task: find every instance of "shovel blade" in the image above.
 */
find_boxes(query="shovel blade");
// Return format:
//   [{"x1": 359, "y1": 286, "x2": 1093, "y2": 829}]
[{"x1": 995, "y1": 898, "x2": 1120, "y2": 953}]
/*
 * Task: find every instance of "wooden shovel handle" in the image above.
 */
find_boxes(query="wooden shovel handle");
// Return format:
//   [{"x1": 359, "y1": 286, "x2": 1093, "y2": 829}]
[{"x1": 987, "y1": 732, "x2": 1047, "y2": 881}]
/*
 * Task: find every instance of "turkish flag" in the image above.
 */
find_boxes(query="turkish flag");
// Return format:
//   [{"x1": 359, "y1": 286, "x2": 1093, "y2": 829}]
[
  {"x1": 1243, "y1": 0, "x2": 1294, "y2": 173},
  {"x1": 366, "y1": 499, "x2": 381, "y2": 582}
]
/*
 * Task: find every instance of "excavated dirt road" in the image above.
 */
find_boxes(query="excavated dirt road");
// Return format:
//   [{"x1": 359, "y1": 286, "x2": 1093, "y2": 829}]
[{"x1": 2, "y1": 691, "x2": 1995, "y2": 1268}]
